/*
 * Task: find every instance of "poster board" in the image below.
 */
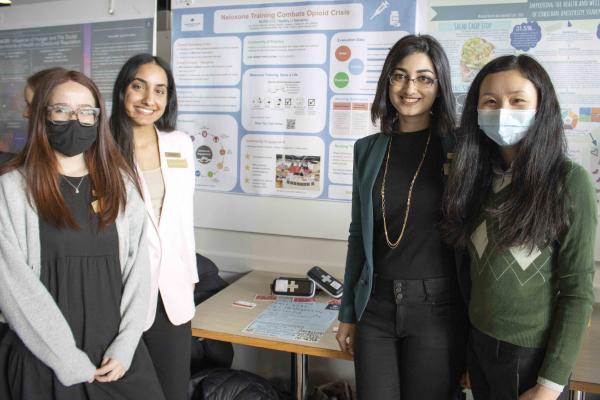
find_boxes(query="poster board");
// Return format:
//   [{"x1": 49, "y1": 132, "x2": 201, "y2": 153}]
[
  {"x1": 0, "y1": 0, "x2": 155, "y2": 152},
  {"x1": 172, "y1": 0, "x2": 417, "y2": 239}
]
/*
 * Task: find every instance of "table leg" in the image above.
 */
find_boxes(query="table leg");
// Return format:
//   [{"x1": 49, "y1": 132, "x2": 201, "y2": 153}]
[
  {"x1": 569, "y1": 390, "x2": 585, "y2": 400},
  {"x1": 291, "y1": 353, "x2": 308, "y2": 400}
]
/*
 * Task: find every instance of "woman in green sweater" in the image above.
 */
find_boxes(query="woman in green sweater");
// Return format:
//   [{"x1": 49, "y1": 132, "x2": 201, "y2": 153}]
[{"x1": 442, "y1": 54, "x2": 596, "y2": 399}]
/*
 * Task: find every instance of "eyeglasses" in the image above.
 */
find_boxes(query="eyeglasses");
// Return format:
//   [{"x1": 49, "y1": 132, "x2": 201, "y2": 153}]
[
  {"x1": 388, "y1": 73, "x2": 438, "y2": 89},
  {"x1": 46, "y1": 105, "x2": 100, "y2": 126}
]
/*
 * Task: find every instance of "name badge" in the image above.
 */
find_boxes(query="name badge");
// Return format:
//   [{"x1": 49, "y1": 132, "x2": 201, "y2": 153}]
[
  {"x1": 164, "y1": 152, "x2": 181, "y2": 158},
  {"x1": 91, "y1": 200, "x2": 100, "y2": 213},
  {"x1": 167, "y1": 158, "x2": 188, "y2": 168}
]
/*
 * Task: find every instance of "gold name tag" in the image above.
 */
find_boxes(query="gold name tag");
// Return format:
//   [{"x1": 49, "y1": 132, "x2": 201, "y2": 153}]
[
  {"x1": 164, "y1": 152, "x2": 181, "y2": 158},
  {"x1": 167, "y1": 158, "x2": 188, "y2": 168},
  {"x1": 91, "y1": 200, "x2": 100, "y2": 213}
]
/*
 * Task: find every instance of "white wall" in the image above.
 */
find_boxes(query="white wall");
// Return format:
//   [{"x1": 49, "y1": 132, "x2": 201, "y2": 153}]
[
  {"x1": 195, "y1": 227, "x2": 347, "y2": 275},
  {"x1": 196, "y1": 226, "x2": 600, "y2": 299}
]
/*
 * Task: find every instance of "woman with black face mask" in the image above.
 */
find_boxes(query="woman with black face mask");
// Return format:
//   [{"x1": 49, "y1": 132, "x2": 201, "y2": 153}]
[{"x1": 0, "y1": 70, "x2": 165, "y2": 400}]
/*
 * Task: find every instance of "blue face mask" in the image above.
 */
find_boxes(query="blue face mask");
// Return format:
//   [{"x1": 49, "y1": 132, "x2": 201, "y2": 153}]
[{"x1": 477, "y1": 108, "x2": 536, "y2": 147}]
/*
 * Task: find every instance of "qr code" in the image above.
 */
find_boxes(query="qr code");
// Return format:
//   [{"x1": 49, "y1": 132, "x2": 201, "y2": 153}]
[
  {"x1": 294, "y1": 329, "x2": 322, "y2": 342},
  {"x1": 286, "y1": 119, "x2": 296, "y2": 130}
]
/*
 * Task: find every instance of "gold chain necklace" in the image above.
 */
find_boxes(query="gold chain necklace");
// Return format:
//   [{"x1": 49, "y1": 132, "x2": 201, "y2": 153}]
[{"x1": 381, "y1": 131, "x2": 431, "y2": 249}]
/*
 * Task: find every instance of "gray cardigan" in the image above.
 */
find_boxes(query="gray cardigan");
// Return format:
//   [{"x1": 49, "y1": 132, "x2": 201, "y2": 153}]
[{"x1": 0, "y1": 169, "x2": 150, "y2": 386}]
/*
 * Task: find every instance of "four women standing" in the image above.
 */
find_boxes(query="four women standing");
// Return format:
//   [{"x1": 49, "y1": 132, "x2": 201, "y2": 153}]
[{"x1": 0, "y1": 40, "x2": 596, "y2": 400}]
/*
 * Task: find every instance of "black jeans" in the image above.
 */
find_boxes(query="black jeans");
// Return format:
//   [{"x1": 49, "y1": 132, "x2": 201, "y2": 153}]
[
  {"x1": 143, "y1": 295, "x2": 192, "y2": 400},
  {"x1": 354, "y1": 276, "x2": 467, "y2": 400},
  {"x1": 468, "y1": 327, "x2": 546, "y2": 399}
]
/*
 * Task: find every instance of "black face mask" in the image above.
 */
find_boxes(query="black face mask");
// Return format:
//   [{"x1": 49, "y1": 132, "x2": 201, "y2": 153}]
[{"x1": 46, "y1": 120, "x2": 98, "y2": 157}]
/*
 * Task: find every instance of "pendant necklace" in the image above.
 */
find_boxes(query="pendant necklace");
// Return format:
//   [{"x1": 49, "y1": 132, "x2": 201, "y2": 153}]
[{"x1": 62, "y1": 176, "x2": 85, "y2": 194}]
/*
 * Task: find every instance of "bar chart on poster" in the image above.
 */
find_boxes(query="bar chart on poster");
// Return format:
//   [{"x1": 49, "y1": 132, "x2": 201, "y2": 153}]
[{"x1": 172, "y1": 0, "x2": 416, "y2": 239}]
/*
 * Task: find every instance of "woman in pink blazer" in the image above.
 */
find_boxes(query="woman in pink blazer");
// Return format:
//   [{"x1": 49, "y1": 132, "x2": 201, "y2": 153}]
[{"x1": 110, "y1": 54, "x2": 198, "y2": 400}]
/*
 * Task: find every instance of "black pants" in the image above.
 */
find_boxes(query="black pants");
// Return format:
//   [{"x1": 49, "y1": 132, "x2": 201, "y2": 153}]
[
  {"x1": 468, "y1": 327, "x2": 546, "y2": 399},
  {"x1": 143, "y1": 295, "x2": 192, "y2": 400},
  {"x1": 354, "y1": 277, "x2": 467, "y2": 400}
]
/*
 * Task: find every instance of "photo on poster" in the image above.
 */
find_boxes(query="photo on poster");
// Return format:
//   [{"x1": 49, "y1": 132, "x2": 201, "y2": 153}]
[
  {"x1": 240, "y1": 134, "x2": 324, "y2": 198},
  {"x1": 459, "y1": 36, "x2": 495, "y2": 83},
  {"x1": 275, "y1": 154, "x2": 321, "y2": 191}
]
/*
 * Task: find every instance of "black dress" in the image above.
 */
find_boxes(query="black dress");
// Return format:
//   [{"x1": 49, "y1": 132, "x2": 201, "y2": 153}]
[{"x1": 0, "y1": 175, "x2": 165, "y2": 400}]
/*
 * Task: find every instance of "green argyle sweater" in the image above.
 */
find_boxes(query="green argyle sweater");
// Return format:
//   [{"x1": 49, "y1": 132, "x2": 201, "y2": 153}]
[{"x1": 468, "y1": 160, "x2": 597, "y2": 386}]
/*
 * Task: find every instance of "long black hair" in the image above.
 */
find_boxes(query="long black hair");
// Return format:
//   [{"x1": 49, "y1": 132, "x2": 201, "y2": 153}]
[
  {"x1": 442, "y1": 54, "x2": 568, "y2": 250},
  {"x1": 372, "y1": 34, "x2": 456, "y2": 136},
  {"x1": 110, "y1": 53, "x2": 178, "y2": 172}
]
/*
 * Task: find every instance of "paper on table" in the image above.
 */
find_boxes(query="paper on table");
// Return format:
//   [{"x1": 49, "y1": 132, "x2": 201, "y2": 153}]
[{"x1": 243, "y1": 299, "x2": 338, "y2": 342}]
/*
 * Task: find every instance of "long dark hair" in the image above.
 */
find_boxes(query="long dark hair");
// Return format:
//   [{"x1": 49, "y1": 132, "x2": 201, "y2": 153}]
[
  {"x1": 442, "y1": 54, "x2": 568, "y2": 249},
  {"x1": 372, "y1": 34, "x2": 456, "y2": 136},
  {"x1": 0, "y1": 70, "x2": 137, "y2": 229},
  {"x1": 110, "y1": 53, "x2": 178, "y2": 173}
]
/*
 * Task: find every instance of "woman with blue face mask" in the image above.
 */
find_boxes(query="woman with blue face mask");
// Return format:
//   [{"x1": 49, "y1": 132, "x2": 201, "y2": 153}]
[{"x1": 442, "y1": 54, "x2": 596, "y2": 400}]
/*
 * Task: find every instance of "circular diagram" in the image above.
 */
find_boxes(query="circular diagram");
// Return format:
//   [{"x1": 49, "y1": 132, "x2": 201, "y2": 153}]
[
  {"x1": 191, "y1": 129, "x2": 229, "y2": 179},
  {"x1": 335, "y1": 45, "x2": 351, "y2": 62}
]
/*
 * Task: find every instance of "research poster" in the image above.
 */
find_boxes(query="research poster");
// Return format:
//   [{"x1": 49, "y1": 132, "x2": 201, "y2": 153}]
[
  {"x1": 428, "y1": 0, "x2": 600, "y2": 257},
  {"x1": 0, "y1": 18, "x2": 153, "y2": 153},
  {"x1": 172, "y1": 0, "x2": 416, "y2": 202},
  {"x1": 428, "y1": 0, "x2": 600, "y2": 196}
]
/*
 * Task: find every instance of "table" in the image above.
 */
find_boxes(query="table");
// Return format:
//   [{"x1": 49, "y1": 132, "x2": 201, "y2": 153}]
[
  {"x1": 191, "y1": 269, "x2": 352, "y2": 400},
  {"x1": 569, "y1": 304, "x2": 600, "y2": 400}
]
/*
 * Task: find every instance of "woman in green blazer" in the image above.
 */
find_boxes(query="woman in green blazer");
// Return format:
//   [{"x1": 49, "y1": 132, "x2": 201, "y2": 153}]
[{"x1": 336, "y1": 35, "x2": 468, "y2": 400}]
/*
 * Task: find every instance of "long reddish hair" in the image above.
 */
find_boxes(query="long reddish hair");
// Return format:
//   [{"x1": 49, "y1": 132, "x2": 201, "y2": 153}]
[{"x1": 0, "y1": 70, "x2": 140, "y2": 229}]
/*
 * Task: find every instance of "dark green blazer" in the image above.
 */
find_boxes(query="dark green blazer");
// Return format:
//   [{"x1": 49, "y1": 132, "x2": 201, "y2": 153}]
[{"x1": 338, "y1": 132, "x2": 466, "y2": 323}]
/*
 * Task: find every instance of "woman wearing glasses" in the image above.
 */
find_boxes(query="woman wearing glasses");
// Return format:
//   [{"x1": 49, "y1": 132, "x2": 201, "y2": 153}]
[
  {"x1": 336, "y1": 35, "x2": 467, "y2": 399},
  {"x1": 0, "y1": 70, "x2": 164, "y2": 399},
  {"x1": 110, "y1": 54, "x2": 197, "y2": 400}
]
